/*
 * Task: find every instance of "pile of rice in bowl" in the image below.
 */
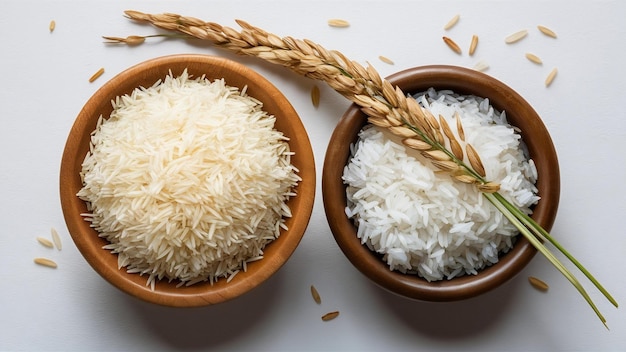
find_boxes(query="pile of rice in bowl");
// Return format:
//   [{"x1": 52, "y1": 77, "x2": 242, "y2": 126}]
[
  {"x1": 343, "y1": 88, "x2": 539, "y2": 282},
  {"x1": 77, "y1": 70, "x2": 301, "y2": 289}
]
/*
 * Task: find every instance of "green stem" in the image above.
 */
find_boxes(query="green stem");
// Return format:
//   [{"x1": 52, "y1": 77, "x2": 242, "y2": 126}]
[
  {"x1": 484, "y1": 193, "x2": 609, "y2": 329},
  {"x1": 492, "y1": 192, "x2": 618, "y2": 308}
]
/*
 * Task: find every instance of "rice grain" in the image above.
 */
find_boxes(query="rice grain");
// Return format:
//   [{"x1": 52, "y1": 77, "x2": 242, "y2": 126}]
[
  {"x1": 442, "y1": 36, "x2": 462, "y2": 55},
  {"x1": 444, "y1": 14, "x2": 460, "y2": 30},
  {"x1": 49, "y1": 20, "x2": 56, "y2": 33},
  {"x1": 37, "y1": 236, "x2": 54, "y2": 248},
  {"x1": 321, "y1": 311, "x2": 339, "y2": 321},
  {"x1": 537, "y1": 25, "x2": 557, "y2": 38},
  {"x1": 528, "y1": 276, "x2": 549, "y2": 291},
  {"x1": 89, "y1": 67, "x2": 105, "y2": 83},
  {"x1": 328, "y1": 19, "x2": 350, "y2": 28},
  {"x1": 469, "y1": 35, "x2": 479, "y2": 56},
  {"x1": 545, "y1": 67, "x2": 558, "y2": 87},
  {"x1": 311, "y1": 85, "x2": 320, "y2": 108},
  {"x1": 310, "y1": 285, "x2": 322, "y2": 304},
  {"x1": 34, "y1": 257, "x2": 57, "y2": 268},
  {"x1": 51, "y1": 227, "x2": 62, "y2": 250},
  {"x1": 505, "y1": 29, "x2": 528, "y2": 44},
  {"x1": 525, "y1": 53, "x2": 543, "y2": 65},
  {"x1": 378, "y1": 55, "x2": 394, "y2": 65},
  {"x1": 473, "y1": 60, "x2": 489, "y2": 72}
]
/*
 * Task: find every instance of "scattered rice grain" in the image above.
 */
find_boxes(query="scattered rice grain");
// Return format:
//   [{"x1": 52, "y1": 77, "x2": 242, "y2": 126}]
[
  {"x1": 49, "y1": 20, "x2": 56, "y2": 33},
  {"x1": 51, "y1": 227, "x2": 62, "y2": 250},
  {"x1": 505, "y1": 29, "x2": 528, "y2": 44},
  {"x1": 469, "y1": 35, "x2": 479, "y2": 56},
  {"x1": 310, "y1": 285, "x2": 322, "y2": 304},
  {"x1": 473, "y1": 60, "x2": 489, "y2": 72},
  {"x1": 328, "y1": 19, "x2": 350, "y2": 28},
  {"x1": 442, "y1": 36, "x2": 462, "y2": 55},
  {"x1": 378, "y1": 55, "x2": 394, "y2": 65},
  {"x1": 525, "y1": 53, "x2": 543, "y2": 65},
  {"x1": 528, "y1": 276, "x2": 549, "y2": 291},
  {"x1": 545, "y1": 67, "x2": 558, "y2": 87},
  {"x1": 37, "y1": 236, "x2": 54, "y2": 248},
  {"x1": 34, "y1": 257, "x2": 57, "y2": 268},
  {"x1": 89, "y1": 67, "x2": 105, "y2": 83},
  {"x1": 537, "y1": 25, "x2": 557, "y2": 38},
  {"x1": 444, "y1": 14, "x2": 460, "y2": 30},
  {"x1": 321, "y1": 311, "x2": 339, "y2": 321},
  {"x1": 311, "y1": 85, "x2": 320, "y2": 108}
]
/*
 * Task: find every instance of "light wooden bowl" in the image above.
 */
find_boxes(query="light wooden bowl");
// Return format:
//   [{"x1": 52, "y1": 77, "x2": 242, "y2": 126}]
[
  {"x1": 60, "y1": 54, "x2": 315, "y2": 307},
  {"x1": 322, "y1": 65, "x2": 560, "y2": 302}
]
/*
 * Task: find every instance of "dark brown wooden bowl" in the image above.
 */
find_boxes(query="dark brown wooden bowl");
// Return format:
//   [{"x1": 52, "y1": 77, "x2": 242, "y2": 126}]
[
  {"x1": 322, "y1": 65, "x2": 560, "y2": 301},
  {"x1": 60, "y1": 54, "x2": 316, "y2": 307}
]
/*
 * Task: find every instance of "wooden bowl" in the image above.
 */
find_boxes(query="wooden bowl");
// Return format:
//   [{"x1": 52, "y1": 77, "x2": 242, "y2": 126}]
[
  {"x1": 60, "y1": 54, "x2": 315, "y2": 307},
  {"x1": 322, "y1": 65, "x2": 560, "y2": 301}
]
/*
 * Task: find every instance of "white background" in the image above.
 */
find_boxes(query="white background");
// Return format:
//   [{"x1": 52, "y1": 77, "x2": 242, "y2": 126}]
[{"x1": 1, "y1": 1, "x2": 625, "y2": 351}]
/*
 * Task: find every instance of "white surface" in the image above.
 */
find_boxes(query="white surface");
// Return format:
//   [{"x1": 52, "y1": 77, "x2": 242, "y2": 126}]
[{"x1": 1, "y1": 1, "x2": 625, "y2": 351}]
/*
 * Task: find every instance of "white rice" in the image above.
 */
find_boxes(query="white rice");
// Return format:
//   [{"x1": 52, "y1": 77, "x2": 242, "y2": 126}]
[
  {"x1": 343, "y1": 88, "x2": 539, "y2": 281},
  {"x1": 77, "y1": 70, "x2": 300, "y2": 289}
]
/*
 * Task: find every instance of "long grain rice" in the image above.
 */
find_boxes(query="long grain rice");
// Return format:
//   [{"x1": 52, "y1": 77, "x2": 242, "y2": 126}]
[
  {"x1": 37, "y1": 236, "x2": 54, "y2": 248},
  {"x1": 77, "y1": 70, "x2": 300, "y2": 289},
  {"x1": 343, "y1": 88, "x2": 539, "y2": 281}
]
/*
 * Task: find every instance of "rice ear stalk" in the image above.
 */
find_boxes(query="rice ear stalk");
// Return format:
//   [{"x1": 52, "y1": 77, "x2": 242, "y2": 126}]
[{"x1": 105, "y1": 10, "x2": 618, "y2": 326}]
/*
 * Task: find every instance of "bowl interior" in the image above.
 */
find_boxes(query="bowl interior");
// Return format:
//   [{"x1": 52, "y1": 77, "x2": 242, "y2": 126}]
[
  {"x1": 322, "y1": 65, "x2": 560, "y2": 301},
  {"x1": 60, "y1": 54, "x2": 315, "y2": 307}
]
